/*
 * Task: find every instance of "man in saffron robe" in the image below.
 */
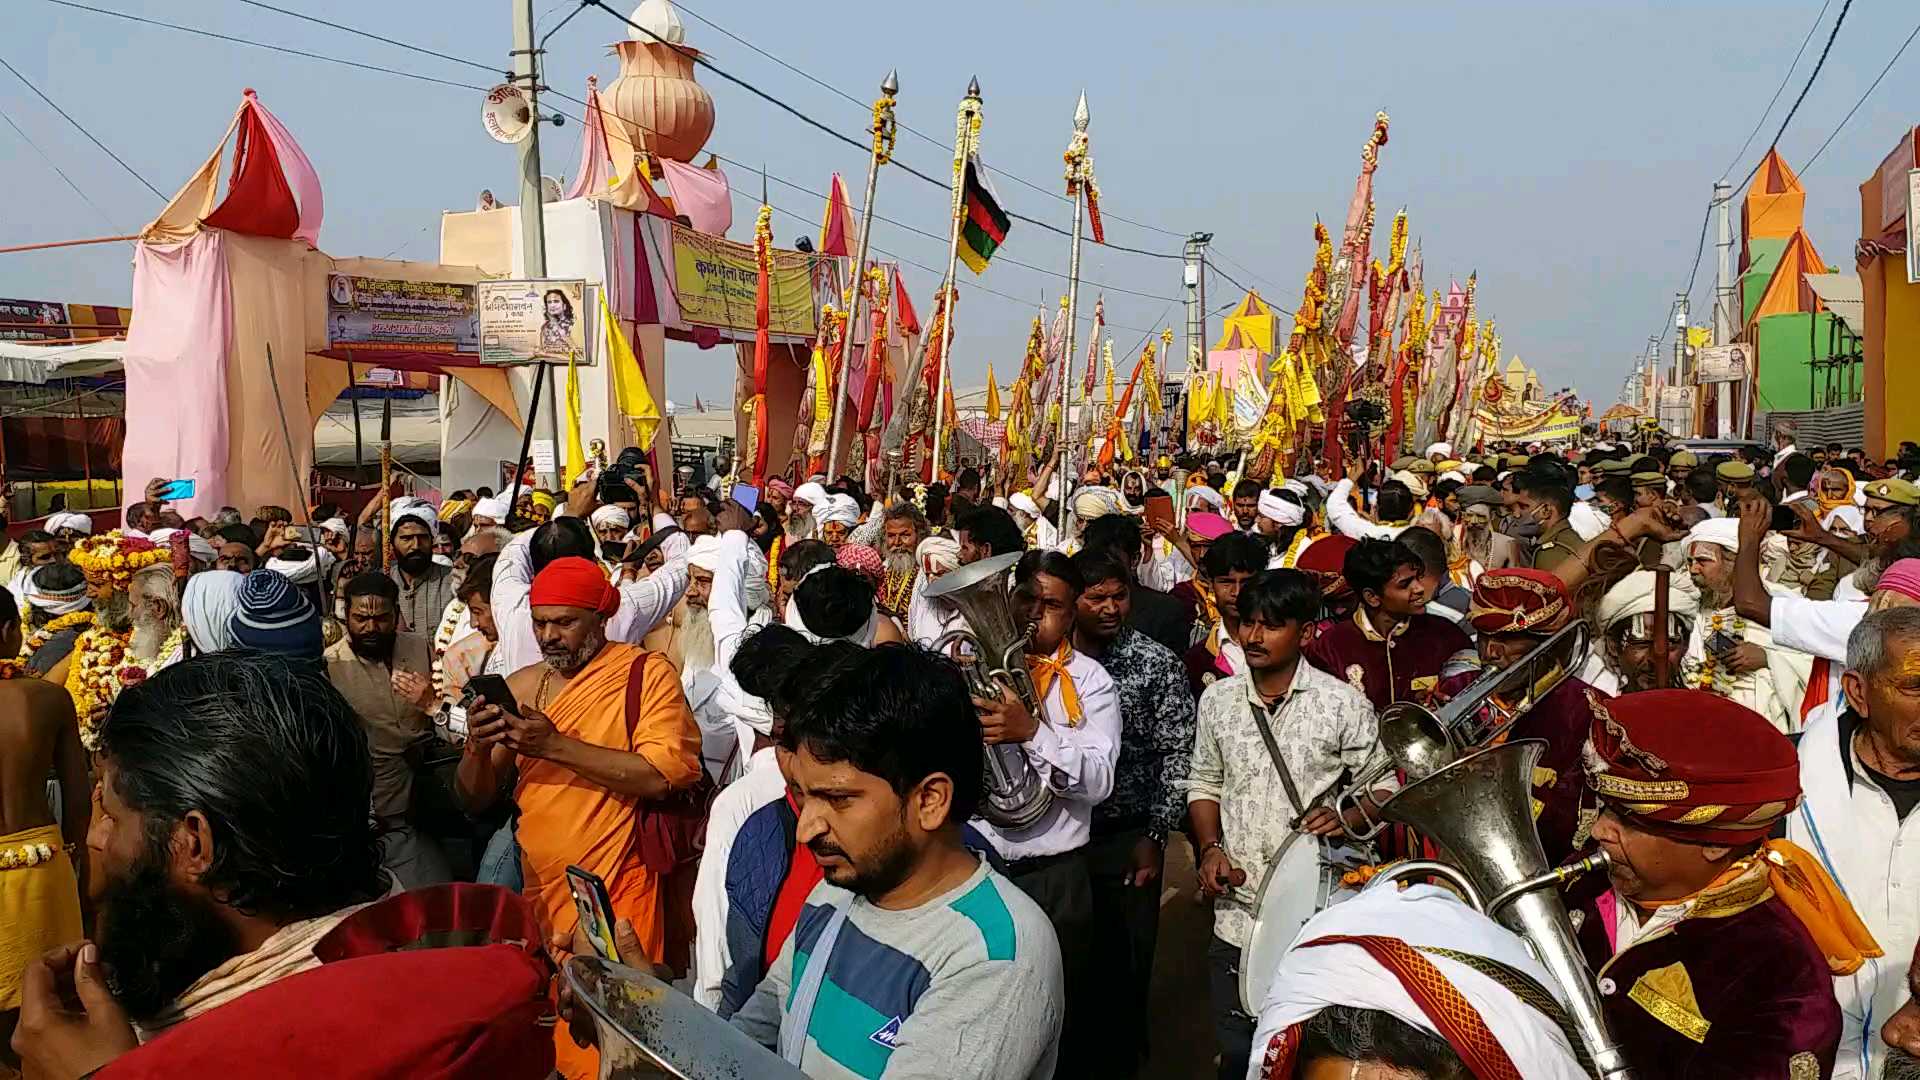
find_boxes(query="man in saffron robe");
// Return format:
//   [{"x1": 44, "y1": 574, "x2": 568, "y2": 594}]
[{"x1": 456, "y1": 555, "x2": 702, "y2": 1080}]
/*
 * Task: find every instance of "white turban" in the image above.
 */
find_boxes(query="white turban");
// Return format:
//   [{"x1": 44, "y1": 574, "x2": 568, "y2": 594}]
[
  {"x1": 1389, "y1": 469, "x2": 1429, "y2": 500},
  {"x1": 818, "y1": 493, "x2": 861, "y2": 528},
  {"x1": 1685, "y1": 515, "x2": 1788, "y2": 569},
  {"x1": 1279, "y1": 479, "x2": 1310, "y2": 498},
  {"x1": 266, "y1": 547, "x2": 336, "y2": 585},
  {"x1": 1185, "y1": 485, "x2": 1226, "y2": 513},
  {"x1": 45, "y1": 511, "x2": 92, "y2": 535},
  {"x1": 917, "y1": 535, "x2": 961, "y2": 576},
  {"x1": 1425, "y1": 441, "x2": 1453, "y2": 459},
  {"x1": 22, "y1": 564, "x2": 88, "y2": 616},
  {"x1": 471, "y1": 496, "x2": 510, "y2": 522},
  {"x1": 148, "y1": 527, "x2": 217, "y2": 566},
  {"x1": 1247, "y1": 884, "x2": 1587, "y2": 1080},
  {"x1": 1439, "y1": 469, "x2": 1467, "y2": 486},
  {"x1": 793, "y1": 481, "x2": 829, "y2": 510},
  {"x1": 1009, "y1": 492, "x2": 1041, "y2": 519},
  {"x1": 1072, "y1": 486, "x2": 1124, "y2": 522},
  {"x1": 318, "y1": 517, "x2": 350, "y2": 539},
  {"x1": 589, "y1": 505, "x2": 631, "y2": 530},
  {"x1": 1256, "y1": 490, "x2": 1304, "y2": 527},
  {"x1": 181, "y1": 569, "x2": 246, "y2": 653},
  {"x1": 390, "y1": 500, "x2": 436, "y2": 533},
  {"x1": 686, "y1": 534, "x2": 723, "y2": 572},
  {"x1": 1597, "y1": 569, "x2": 1701, "y2": 630},
  {"x1": 1683, "y1": 516, "x2": 1743, "y2": 553}
]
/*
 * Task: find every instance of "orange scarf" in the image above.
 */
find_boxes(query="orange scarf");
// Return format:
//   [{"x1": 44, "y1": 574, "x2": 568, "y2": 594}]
[
  {"x1": 1814, "y1": 468, "x2": 1857, "y2": 520},
  {"x1": 1026, "y1": 640, "x2": 1084, "y2": 727},
  {"x1": 1636, "y1": 839, "x2": 1881, "y2": 975}
]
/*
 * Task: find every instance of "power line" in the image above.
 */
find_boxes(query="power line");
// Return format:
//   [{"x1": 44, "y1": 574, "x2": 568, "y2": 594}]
[
  {"x1": 1763, "y1": 0, "x2": 1854, "y2": 162},
  {"x1": 0, "y1": 106, "x2": 123, "y2": 230},
  {"x1": 661, "y1": 0, "x2": 1188, "y2": 241},
  {"x1": 40, "y1": 0, "x2": 494, "y2": 93},
  {"x1": 1718, "y1": 0, "x2": 1834, "y2": 181},
  {"x1": 0, "y1": 51, "x2": 164, "y2": 198},
  {"x1": 584, "y1": 0, "x2": 1184, "y2": 260}
]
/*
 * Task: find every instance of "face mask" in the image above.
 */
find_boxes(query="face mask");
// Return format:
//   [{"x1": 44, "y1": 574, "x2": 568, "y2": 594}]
[{"x1": 1502, "y1": 515, "x2": 1542, "y2": 541}]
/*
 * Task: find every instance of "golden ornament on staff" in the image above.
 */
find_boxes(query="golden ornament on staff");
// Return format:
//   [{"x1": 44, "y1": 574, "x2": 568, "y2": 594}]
[{"x1": 825, "y1": 70, "x2": 898, "y2": 482}]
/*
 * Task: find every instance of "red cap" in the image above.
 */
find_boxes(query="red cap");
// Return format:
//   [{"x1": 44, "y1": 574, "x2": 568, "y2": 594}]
[
  {"x1": 529, "y1": 555, "x2": 619, "y2": 616},
  {"x1": 1584, "y1": 688, "x2": 1801, "y2": 844},
  {"x1": 1468, "y1": 568, "x2": 1571, "y2": 635}
]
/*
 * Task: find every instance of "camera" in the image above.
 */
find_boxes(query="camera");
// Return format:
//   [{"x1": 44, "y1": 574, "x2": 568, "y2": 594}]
[{"x1": 596, "y1": 447, "x2": 650, "y2": 505}]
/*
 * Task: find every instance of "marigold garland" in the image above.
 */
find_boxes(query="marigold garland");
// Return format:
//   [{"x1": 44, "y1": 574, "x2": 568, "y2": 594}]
[
  {"x1": 68, "y1": 531, "x2": 167, "y2": 590},
  {"x1": 0, "y1": 659, "x2": 33, "y2": 680},
  {"x1": 22, "y1": 611, "x2": 93, "y2": 661},
  {"x1": 0, "y1": 841, "x2": 56, "y2": 870},
  {"x1": 67, "y1": 624, "x2": 186, "y2": 749}
]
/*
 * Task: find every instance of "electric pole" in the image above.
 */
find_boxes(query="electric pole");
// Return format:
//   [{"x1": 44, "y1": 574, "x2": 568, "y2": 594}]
[
  {"x1": 1183, "y1": 233, "x2": 1211, "y2": 373},
  {"x1": 1672, "y1": 294, "x2": 1690, "y2": 438},
  {"x1": 1712, "y1": 181, "x2": 1737, "y2": 437},
  {"x1": 511, "y1": 0, "x2": 563, "y2": 488}
]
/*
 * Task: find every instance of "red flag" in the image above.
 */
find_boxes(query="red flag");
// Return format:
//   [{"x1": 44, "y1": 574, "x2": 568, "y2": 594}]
[
  {"x1": 1080, "y1": 296, "x2": 1105, "y2": 397},
  {"x1": 892, "y1": 270, "x2": 921, "y2": 336},
  {"x1": 820, "y1": 174, "x2": 855, "y2": 258},
  {"x1": 752, "y1": 206, "x2": 773, "y2": 481}
]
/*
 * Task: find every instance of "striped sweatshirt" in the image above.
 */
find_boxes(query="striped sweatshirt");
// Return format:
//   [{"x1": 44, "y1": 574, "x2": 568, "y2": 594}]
[{"x1": 729, "y1": 858, "x2": 1062, "y2": 1079}]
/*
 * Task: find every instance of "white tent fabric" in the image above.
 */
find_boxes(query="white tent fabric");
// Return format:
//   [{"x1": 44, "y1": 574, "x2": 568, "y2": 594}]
[{"x1": 0, "y1": 339, "x2": 126, "y2": 385}]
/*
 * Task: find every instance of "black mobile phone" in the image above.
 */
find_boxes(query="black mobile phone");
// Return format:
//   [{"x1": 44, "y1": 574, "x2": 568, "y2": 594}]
[
  {"x1": 1706, "y1": 629, "x2": 1740, "y2": 657},
  {"x1": 566, "y1": 865, "x2": 622, "y2": 963},
  {"x1": 1770, "y1": 502, "x2": 1801, "y2": 532},
  {"x1": 464, "y1": 673, "x2": 520, "y2": 717}
]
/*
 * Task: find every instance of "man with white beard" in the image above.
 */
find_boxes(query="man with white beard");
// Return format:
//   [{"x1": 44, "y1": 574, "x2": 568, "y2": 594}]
[
  {"x1": 879, "y1": 502, "x2": 931, "y2": 619},
  {"x1": 680, "y1": 509, "x2": 773, "y2": 783},
  {"x1": 1681, "y1": 516, "x2": 1812, "y2": 733},
  {"x1": 908, "y1": 533, "x2": 965, "y2": 646},
  {"x1": 124, "y1": 564, "x2": 188, "y2": 672},
  {"x1": 787, "y1": 481, "x2": 827, "y2": 542},
  {"x1": 678, "y1": 536, "x2": 731, "y2": 781}
]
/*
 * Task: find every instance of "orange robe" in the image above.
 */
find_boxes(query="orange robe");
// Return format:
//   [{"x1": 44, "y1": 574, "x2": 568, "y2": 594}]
[{"x1": 512, "y1": 643, "x2": 700, "y2": 1079}]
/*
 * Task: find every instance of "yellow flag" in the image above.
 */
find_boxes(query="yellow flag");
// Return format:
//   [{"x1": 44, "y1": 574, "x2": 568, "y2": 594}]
[
  {"x1": 563, "y1": 349, "x2": 587, "y2": 484},
  {"x1": 1686, "y1": 325, "x2": 1712, "y2": 349},
  {"x1": 985, "y1": 361, "x2": 1001, "y2": 422},
  {"x1": 1104, "y1": 338, "x2": 1116, "y2": 407},
  {"x1": 603, "y1": 291, "x2": 662, "y2": 450}
]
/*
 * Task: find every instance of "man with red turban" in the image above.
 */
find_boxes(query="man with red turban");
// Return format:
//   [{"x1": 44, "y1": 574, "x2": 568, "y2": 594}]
[
  {"x1": 455, "y1": 555, "x2": 702, "y2": 1080},
  {"x1": 1569, "y1": 689, "x2": 1877, "y2": 1078},
  {"x1": 1452, "y1": 567, "x2": 1604, "y2": 863}
]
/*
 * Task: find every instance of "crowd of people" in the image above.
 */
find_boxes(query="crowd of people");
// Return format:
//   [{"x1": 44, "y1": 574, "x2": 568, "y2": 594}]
[{"x1": 3, "y1": 425, "x2": 1920, "y2": 1079}]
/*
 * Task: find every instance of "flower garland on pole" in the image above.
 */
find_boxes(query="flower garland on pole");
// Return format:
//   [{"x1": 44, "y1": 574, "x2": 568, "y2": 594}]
[
  {"x1": 824, "y1": 71, "x2": 899, "y2": 482},
  {"x1": 747, "y1": 201, "x2": 773, "y2": 483}
]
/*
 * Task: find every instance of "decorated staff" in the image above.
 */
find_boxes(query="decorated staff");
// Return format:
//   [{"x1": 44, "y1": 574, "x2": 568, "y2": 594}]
[
  {"x1": 1055, "y1": 92, "x2": 1096, "y2": 534},
  {"x1": 823, "y1": 70, "x2": 898, "y2": 481},
  {"x1": 928, "y1": 77, "x2": 1007, "y2": 480}
]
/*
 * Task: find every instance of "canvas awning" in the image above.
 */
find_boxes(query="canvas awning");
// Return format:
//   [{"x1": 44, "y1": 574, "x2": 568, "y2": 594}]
[
  {"x1": 0, "y1": 338, "x2": 126, "y2": 384},
  {"x1": 1804, "y1": 272, "x2": 1865, "y2": 336}
]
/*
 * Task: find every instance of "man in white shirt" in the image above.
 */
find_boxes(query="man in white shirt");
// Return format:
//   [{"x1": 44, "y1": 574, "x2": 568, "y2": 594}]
[
  {"x1": 1324, "y1": 474, "x2": 1415, "y2": 540},
  {"x1": 1791, "y1": 607, "x2": 1920, "y2": 1080},
  {"x1": 968, "y1": 548, "x2": 1119, "y2": 1077},
  {"x1": 487, "y1": 509, "x2": 689, "y2": 676},
  {"x1": 1189, "y1": 569, "x2": 1390, "y2": 1080}
]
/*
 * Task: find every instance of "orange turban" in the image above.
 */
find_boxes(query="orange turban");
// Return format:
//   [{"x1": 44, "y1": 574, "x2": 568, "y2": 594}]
[{"x1": 529, "y1": 556, "x2": 618, "y2": 616}]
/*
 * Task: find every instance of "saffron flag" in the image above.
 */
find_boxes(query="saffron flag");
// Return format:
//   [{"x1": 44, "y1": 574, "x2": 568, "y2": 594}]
[
  {"x1": 603, "y1": 291, "x2": 662, "y2": 450},
  {"x1": 985, "y1": 362, "x2": 1001, "y2": 422},
  {"x1": 956, "y1": 157, "x2": 1010, "y2": 275},
  {"x1": 820, "y1": 173, "x2": 856, "y2": 258}
]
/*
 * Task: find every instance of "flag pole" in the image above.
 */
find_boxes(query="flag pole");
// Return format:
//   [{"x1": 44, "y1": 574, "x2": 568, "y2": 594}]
[
  {"x1": 1056, "y1": 92, "x2": 1091, "y2": 539},
  {"x1": 928, "y1": 77, "x2": 982, "y2": 482},
  {"x1": 825, "y1": 70, "x2": 898, "y2": 482}
]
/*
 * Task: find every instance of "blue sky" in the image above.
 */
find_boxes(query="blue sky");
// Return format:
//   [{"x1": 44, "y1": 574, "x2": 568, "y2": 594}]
[{"x1": 3, "y1": 0, "x2": 1915, "y2": 408}]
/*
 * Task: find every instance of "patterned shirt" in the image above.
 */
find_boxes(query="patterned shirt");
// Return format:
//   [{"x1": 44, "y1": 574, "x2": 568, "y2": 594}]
[
  {"x1": 1087, "y1": 627, "x2": 1198, "y2": 844},
  {"x1": 1187, "y1": 660, "x2": 1387, "y2": 949}
]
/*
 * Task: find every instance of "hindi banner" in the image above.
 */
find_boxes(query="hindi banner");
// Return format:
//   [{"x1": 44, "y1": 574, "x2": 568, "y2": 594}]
[
  {"x1": 670, "y1": 224, "x2": 818, "y2": 338},
  {"x1": 477, "y1": 279, "x2": 591, "y2": 365},
  {"x1": 326, "y1": 274, "x2": 478, "y2": 354}
]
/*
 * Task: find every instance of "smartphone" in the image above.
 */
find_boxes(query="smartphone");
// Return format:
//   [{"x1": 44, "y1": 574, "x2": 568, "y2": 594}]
[
  {"x1": 464, "y1": 673, "x2": 520, "y2": 717},
  {"x1": 156, "y1": 478, "x2": 196, "y2": 501},
  {"x1": 1770, "y1": 502, "x2": 1801, "y2": 532},
  {"x1": 1706, "y1": 629, "x2": 1740, "y2": 657},
  {"x1": 731, "y1": 484, "x2": 761, "y2": 514},
  {"x1": 1143, "y1": 493, "x2": 1173, "y2": 532},
  {"x1": 566, "y1": 865, "x2": 622, "y2": 963}
]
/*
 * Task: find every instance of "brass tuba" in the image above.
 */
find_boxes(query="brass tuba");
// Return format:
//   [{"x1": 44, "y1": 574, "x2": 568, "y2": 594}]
[
  {"x1": 1329, "y1": 621, "x2": 1630, "y2": 1078},
  {"x1": 1336, "y1": 620, "x2": 1590, "y2": 836},
  {"x1": 921, "y1": 551, "x2": 1054, "y2": 831}
]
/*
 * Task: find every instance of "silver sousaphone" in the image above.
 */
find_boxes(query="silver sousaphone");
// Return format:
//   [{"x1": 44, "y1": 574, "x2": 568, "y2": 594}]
[
  {"x1": 921, "y1": 551, "x2": 1055, "y2": 831},
  {"x1": 1316, "y1": 621, "x2": 1632, "y2": 1078}
]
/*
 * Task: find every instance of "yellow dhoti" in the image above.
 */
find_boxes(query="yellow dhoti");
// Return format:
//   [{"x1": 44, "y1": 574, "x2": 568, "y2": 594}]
[{"x1": 0, "y1": 823, "x2": 83, "y2": 1011}]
